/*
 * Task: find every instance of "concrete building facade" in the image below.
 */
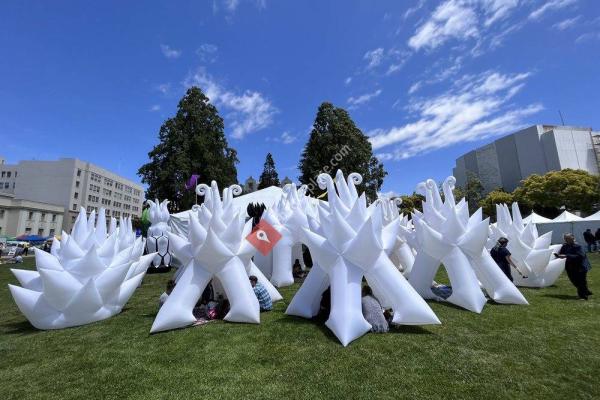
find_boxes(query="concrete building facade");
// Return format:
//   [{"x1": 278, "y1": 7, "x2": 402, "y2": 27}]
[
  {"x1": 0, "y1": 194, "x2": 64, "y2": 237},
  {"x1": 453, "y1": 125, "x2": 600, "y2": 194},
  {"x1": 0, "y1": 157, "x2": 144, "y2": 232}
]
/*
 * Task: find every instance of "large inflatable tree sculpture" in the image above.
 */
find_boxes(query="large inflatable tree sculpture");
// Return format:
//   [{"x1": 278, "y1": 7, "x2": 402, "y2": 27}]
[
  {"x1": 489, "y1": 202, "x2": 565, "y2": 287},
  {"x1": 286, "y1": 170, "x2": 440, "y2": 346},
  {"x1": 9, "y1": 208, "x2": 154, "y2": 329},
  {"x1": 146, "y1": 199, "x2": 172, "y2": 271},
  {"x1": 150, "y1": 181, "x2": 281, "y2": 333},
  {"x1": 409, "y1": 177, "x2": 527, "y2": 313}
]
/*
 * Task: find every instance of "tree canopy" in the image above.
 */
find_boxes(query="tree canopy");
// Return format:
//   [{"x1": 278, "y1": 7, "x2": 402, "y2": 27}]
[
  {"x1": 258, "y1": 153, "x2": 280, "y2": 189},
  {"x1": 138, "y1": 87, "x2": 238, "y2": 211},
  {"x1": 513, "y1": 169, "x2": 600, "y2": 215},
  {"x1": 298, "y1": 102, "x2": 387, "y2": 201},
  {"x1": 398, "y1": 193, "x2": 425, "y2": 215},
  {"x1": 478, "y1": 189, "x2": 515, "y2": 219}
]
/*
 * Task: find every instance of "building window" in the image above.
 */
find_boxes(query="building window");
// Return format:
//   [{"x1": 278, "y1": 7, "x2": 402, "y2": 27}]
[
  {"x1": 49, "y1": 229, "x2": 55, "y2": 236},
  {"x1": 41, "y1": 213, "x2": 46, "y2": 220},
  {"x1": 14, "y1": 171, "x2": 17, "y2": 177},
  {"x1": 74, "y1": 192, "x2": 79, "y2": 199},
  {"x1": 52, "y1": 214, "x2": 56, "y2": 222},
  {"x1": 3, "y1": 183, "x2": 8, "y2": 189},
  {"x1": 1, "y1": 172, "x2": 4, "y2": 177},
  {"x1": 25, "y1": 227, "x2": 32, "y2": 234},
  {"x1": 71, "y1": 216, "x2": 76, "y2": 223},
  {"x1": 28, "y1": 211, "x2": 34, "y2": 220},
  {"x1": 0, "y1": 209, "x2": 4, "y2": 218},
  {"x1": 12, "y1": 182, "x2": 15, "y2": 189},
  {"x1": 38, "y1": 228, "x2": 44, "y2": 236},
  {"x1": 106, "y1": 209, "x2": 111, "y2": 216},
  {"x1": 0, "y1": 227, "x2": 2, "y2": 234},
  {"x1": 77, "y1": 169, "x2": 82, "y2": 177},
  {"x1": 72, "y1": 204, "x2": 78, "y2": 211},
  {"x1": 76, "y1": 181, "x2": 80, "y2": 188},
  {"x1": 6, "y1": 171, "x2": 11, "y2": 178}
]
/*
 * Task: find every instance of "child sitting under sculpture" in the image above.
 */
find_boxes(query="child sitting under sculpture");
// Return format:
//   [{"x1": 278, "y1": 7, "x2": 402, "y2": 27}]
[{"x1": 361, "y1": 285, "x2": 389, "y2": 333}]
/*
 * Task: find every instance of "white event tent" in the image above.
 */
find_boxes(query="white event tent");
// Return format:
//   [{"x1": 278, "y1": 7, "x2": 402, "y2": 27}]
[{"x1": 534, "y1": 210, "x2": 600, "y2": 245}]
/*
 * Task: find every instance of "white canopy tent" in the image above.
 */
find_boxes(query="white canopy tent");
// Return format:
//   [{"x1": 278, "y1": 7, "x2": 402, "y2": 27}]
[
  {"x1": 522, "y1": 212, "x2": 552, "y2": 224},
  {"x1": 535, "y1": 210, "x2": 600, "y2": 245},
  {"x1": 169, "y1": 186, "x2": 323, "y2": 237}
]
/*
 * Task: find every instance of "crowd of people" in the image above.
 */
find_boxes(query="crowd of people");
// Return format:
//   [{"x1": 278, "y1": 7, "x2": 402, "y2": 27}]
[{"x1": 582, "y1": 228, "x2": 600, "y2": 253}]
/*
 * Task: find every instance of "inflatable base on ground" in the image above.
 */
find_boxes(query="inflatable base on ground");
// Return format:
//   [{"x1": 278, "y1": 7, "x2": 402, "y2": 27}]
[{"x1": 147, "y1": 266, "x2": 172, "y2": 274}]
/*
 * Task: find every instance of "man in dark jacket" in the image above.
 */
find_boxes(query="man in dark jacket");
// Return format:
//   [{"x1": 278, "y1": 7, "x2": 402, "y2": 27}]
[
  {"x1": 595, "y1": 228, "x2": 600, "y2": 251},
  {"x1": 555, "y1": 233, "x2": 592, "y2": 300},
  {"x1": 583, "y1": 229, "x2": 595, "y2": 252}
]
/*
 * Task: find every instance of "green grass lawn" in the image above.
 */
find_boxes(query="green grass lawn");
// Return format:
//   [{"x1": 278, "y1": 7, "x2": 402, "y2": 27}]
[{"x1": 1, "y1": 255, "x2": 599, "y2": 400}]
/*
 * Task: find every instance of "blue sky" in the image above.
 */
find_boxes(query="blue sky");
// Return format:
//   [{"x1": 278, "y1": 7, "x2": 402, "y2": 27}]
[{"x1": 1, "y1": 0, "x2": 599, "y2": 196}]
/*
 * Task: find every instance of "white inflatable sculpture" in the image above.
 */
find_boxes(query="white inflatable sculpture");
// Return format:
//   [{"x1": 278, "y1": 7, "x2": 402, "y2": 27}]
[
  {"x1": 286, "y1": 170, "x2": 440, "y2": 346},
  {"x1": 9, "y1": 208, "x2": 154, "y2": 330},
  {"x1": 409, "y1": 177, "x2": 527, "y2": 313},
  {"x1": 488, "y1": 203, "x2": 565, "y2": 287},
  {"x1": 151, "y1": 181, "x2": 281, "y2": 333},
  {"x1": 146, "y1": 199, "x2": 172, "y2": 269},
  {"x1": 259, "y1": 184, "x2": 315, "y2": 287},
  {"x1": 375, "y1": 197, "x2": 416, "y2": 276}
]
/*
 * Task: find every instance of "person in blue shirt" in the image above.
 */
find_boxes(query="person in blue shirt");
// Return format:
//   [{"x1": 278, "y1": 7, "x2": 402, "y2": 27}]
[{"x1": 249, "y1": 275, "x2": 272, "y2": 311}]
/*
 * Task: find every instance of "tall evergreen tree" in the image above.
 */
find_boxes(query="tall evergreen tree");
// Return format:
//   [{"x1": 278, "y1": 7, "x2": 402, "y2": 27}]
[
  {"x1": 258, "y1": 153, "x2": 280, "y2": 189},
  {"x1": 298, "y1": 102, "x2": 387, "y2": 201},
  {"x1": 138, "y1": 87, "x2": 238, "y2": 211}
]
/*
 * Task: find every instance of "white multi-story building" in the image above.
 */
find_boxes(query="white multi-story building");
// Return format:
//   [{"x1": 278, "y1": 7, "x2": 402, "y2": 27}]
[
  {"x1": 0, "y1": 193, "x2": 64, "y2": 237},
  {"x1": 453, "y1": 125, "x2": 600, "y2": 194},
  {"x1": 0, "y1": 157, "x2": 144, "y2": 232}
]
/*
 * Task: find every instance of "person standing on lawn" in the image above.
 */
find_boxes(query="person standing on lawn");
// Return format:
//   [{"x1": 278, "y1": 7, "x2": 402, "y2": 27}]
[
  {"x1": 555, "y1": 233, "x2": 592, "y2": 300},
  {"x1": 583, "y1": 229, "x2": 595, "y2": 253},
  {"x1": 490, "y1": 237, "x2": 521, "y2": 281}
]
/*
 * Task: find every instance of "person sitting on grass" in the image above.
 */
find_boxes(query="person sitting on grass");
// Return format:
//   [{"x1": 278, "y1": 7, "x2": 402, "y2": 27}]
[
  {"x1": 158, "y1": 279, "x2": 175, "y2": 308},
  {"x1": 292, "y1": 259, "x2": 306, "y2": 281},
  {"x1": 249, "y1": 275, "x2": 272, "y2": 311},
  {"x1": 361, "y1": 285, "x2": 389, "y2": 333}
]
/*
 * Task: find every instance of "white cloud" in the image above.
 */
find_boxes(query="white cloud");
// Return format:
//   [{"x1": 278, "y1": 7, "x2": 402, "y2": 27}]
[
  {"x1": 403, "y1": 0, "x2": 427, "y2": 20},
  {"x1": 553, "y1": 16, "x2": 580, "y2": 30},
  {"x1": 481, "y1": 0, "x2": 519, "y2": 27},
  {"x1": 279, "y1": 132, "x2": 297, "y2": 144},
  {"x1": 184, "y1": 68, "x2": 277, "y2": 139},
  {"x1": 155, "y1": 83, "x2": 171, "y2": 94},
  {"x1": 408, "y1": 81, "x2": 423, "y2": 95},
  {"x1": 368, "y1": 70, "x2": 542, "y2": 159},
  {"x1": 347, "y1": 89, "x2": 382, "y2": 107},
  {"x1": 575, "y1": 31, "x2": 600, "y2": 44},
  {"x1": 364, "y1": 48, "x2": 385, "y2": 69},
  {"x1": 344, "y1": 77, "x2": 352, "y2": 85},
  {"x1": 150, "y1": 105, "x2": 161, "y2": 112},
  {"x1": 408, "y1": 0, "x2": 479, "y2": 50},
  {"x1": 196, "y1": 43, "x2": 218, "y2": 62},
  {"x1": 529, "y1": 0, "x2": 577, "y2": 20},
  {"x1": 160, "y1": 44, "x2": 182, "y2": 59},
  {"x1": 408, "y1": 0, "x2": 525, "y2": 53},
  {"x1": 224, "y1": 0, "x2": 240, "y2": 11}
]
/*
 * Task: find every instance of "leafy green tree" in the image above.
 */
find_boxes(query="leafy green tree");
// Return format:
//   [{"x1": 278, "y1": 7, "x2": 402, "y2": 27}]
[
  {"x1": 398, "y1": 193, "x2": 425, "y2": 215},
  {"x1": 138, "y1": 87, "x2": 238, "y2": 211},
  {"x1": 298, "y1": 102, "x2": 387, "y2": 201},
  {"x1": 513, "y1": 169, "x2": 600, "y2": 214},
  {"x1": 258, "y1": 153, "x2": 280, "y2": 189},
  {"x1": 455, "y1": 172, "x2": 484, "y2": 214},
  {"x1": 478, "y1": 189, "x2": 514, "y2": 219}
]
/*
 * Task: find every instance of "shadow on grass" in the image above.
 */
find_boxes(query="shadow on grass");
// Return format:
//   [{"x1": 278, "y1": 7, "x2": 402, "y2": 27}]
[
  {"x1": 541, "y1": 294, "x2": 580, "y2": 300},
  {"x1": 273, "y1": 314, "x2": 340, "y2": 344},
  {"x1": 1, "y1": 319, "x2": 38, "y2": 335},
  {"x1": 391, "y1": 325, "x2": 433, "y2": 335}
]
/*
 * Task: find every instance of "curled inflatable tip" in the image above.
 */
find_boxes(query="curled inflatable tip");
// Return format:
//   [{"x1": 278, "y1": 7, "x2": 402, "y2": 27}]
[
  {"x1": 347, "y1": 172, "x2": 363, "y2": 185},
  {"x1": 415, "y1": 182, "x2": 427, "y2": 196},
  {"x1": 444, "y1": 176, "x2": 456, "y2": 190},
  {"x1": 317, "y1": 173, "x2": 333, "y2": 190},
  {"x1": 393, "y1": 197, "x2": 403, "y2": 206},
  {"x1": 425, "y1": 179, "x2": 436, "y2": 189},
  {"x1": 196, "y1": 183, "x2": 210, "y2": 197},
  {"x1": 229, "y1": 184, "x2": 242, "y2": 196}
]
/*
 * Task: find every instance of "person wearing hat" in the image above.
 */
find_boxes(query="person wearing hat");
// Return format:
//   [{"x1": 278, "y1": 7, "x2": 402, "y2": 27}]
[{"x1": 490, "y1": 237, "x2": 520, "y2": 281}]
